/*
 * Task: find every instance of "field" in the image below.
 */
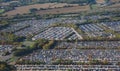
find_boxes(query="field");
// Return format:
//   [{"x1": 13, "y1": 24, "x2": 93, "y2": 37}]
[
  {"x1": 36, "y1": 5, "x2": 90, "y2": 15},
  {"x1": 110, "y1": 0, "x2": 120, "y2": 3},
  {"x1": 3, "y1": 2, "x2": 120, "y2": 17},
  {"x1": 96, "y1": 0, "x2": 106, "y2": 4},
  {"x1": 3, "y1": 3, "x2": 78, "y2": 16},
  {"x1": 89, "y1": 2, "x2": 120, "y2": 13},
  {"x1": 106, "y1": 3, "x2": 120, "y2": 8},
  {"x1": 22, "y1": 41, "x2": 35, "y2": 47},
  {"x1": 0, "y1": 9, "x2": 5, "y2": 13}
]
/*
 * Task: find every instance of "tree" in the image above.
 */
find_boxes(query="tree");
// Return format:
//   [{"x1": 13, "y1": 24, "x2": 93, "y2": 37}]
[
  {"x1": 0, "y1": 61, "x2": 16, "y2": 71},
  {"x1": 29, "y1": 8, "x2": 38, "y2": 13}
]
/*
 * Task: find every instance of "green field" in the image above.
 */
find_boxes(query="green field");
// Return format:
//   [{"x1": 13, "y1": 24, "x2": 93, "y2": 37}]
[
  {"x1": 22, "y1": 41, "x2": 35, "y2": 47},
  {"x1": 90, "y1": 4, "x2": 99, "y2": 9},
  {"x1": 0, "y1": 9, "x2": 5, "y2": 13}
]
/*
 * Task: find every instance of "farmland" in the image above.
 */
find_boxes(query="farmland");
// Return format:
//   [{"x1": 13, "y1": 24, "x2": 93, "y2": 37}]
[
  {"x1": 3, "y1": 3, "x2": 79, "y2": 16},
  {"x1": 2, "y1": 2, "x2": 120, "y2": 17},
  {"x1": 36, "y1": 5, "x2": 90, "y2": 15}
]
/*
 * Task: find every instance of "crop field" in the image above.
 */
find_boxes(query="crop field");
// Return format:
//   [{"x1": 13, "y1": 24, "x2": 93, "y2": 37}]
[
  {"x1": 48, "y1": 3, "x2": 78, "y2": 8},
  {"x1": 3, "y1": 2, "x2": 120, "y2": 17},
  {"x1": 3, "y1": 3, "x2": 78, "y2": 16},
  {"x1": 36, "y1": 5, "x2": 90, "y2": 15}
]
